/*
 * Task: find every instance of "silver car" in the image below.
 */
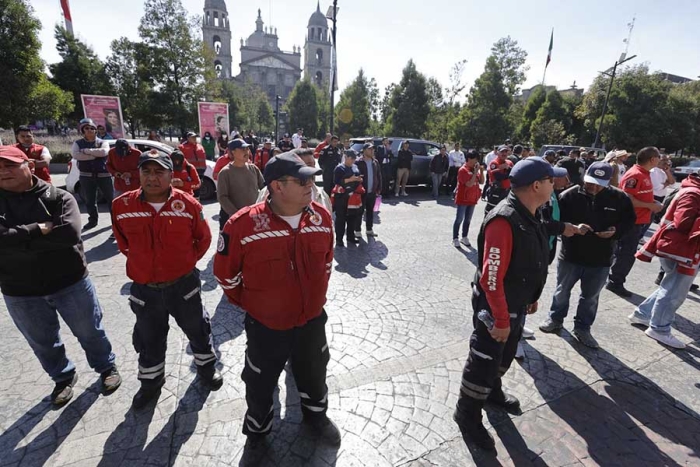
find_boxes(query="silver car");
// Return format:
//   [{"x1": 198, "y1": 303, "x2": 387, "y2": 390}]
[{"x1": 66, "y1": 139, "x2": 218, "y2": 201}]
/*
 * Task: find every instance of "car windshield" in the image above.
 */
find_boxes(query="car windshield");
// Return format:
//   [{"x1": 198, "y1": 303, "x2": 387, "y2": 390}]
[{"x1": 688, "y1": 160, "x2": 700, "y2": 167}]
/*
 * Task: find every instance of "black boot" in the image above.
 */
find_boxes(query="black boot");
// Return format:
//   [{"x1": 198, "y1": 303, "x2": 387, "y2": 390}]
[
  {"x1": 132, "y1": 377, "x2": 165, "y2": 409},
  {"x1": 197, "y1": 365, "x2": 223, "y2": 391},
  {"x1": 487, "y1": 387, "x2": 521, "y2": 414},
  {"x1": 453, "y1": 401, "x2": 495, "y2": 450}
]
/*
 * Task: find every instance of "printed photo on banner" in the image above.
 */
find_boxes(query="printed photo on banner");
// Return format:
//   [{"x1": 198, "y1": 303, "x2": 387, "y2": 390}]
[
  {"x1": 80, "y1": 95, "x2": 126, "y2": 139},
  {"x1": 198, "y1": 102, "x2": 230, "y2": 140}
]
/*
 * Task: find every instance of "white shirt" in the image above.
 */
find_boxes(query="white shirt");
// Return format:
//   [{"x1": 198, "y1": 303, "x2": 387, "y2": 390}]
[
  {"x1": 148, "y1": 202, "x2": 166, "y2": 212},
  {"x1": 279, "y1": 213, "x2": 302, "y2": 229},
  {"x1": 485, "y1": 151, "x2": 497, "y2": 166},
  {"x1": 292, "y1": 133, "x2": 303, "y2": 149},
  {"x1": 448, "y1": 150, "x2": 465, "y2": 168},
  {"x1": 617, "y1": 163, "x2": 627, "y2": 178},
  {"x1": 650, "y1": 167, "x2": 669, "y2": 198}
]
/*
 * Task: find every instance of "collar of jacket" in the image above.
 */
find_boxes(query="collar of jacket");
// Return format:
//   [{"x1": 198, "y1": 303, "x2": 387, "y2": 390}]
[{"x1": 506, "y1": 191, "x2": 542, "y2": 225}]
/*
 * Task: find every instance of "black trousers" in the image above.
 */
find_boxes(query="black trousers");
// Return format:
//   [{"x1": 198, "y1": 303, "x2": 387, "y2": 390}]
[
  {"x1": 322, "y1": 172, "x2": 335, "y2": 196},
  {"x1": 381, "y1": 164, "x2": 393, "y2": 195},
  {"x1": 128, "y1": 270, "x2": 216, "y2": 385},
  {"x1": 456, "y1": 288, "x2": 524, "y2": 414},
  {"x1": 242, "y1": 311, "x2": 330, "y2": 436},
  {"x1": 358, "y1": 193, "x2": 377, "y2": 232},
  {"x1": 219, "y1": 209, "x2": 230, "y2": 231},
  {"x1": 334, "y1": 194, "x2": 360, "y2": 241},
  {"x1": 194, "y1": 168, "x2": 206, "y2": 198},
  {"x1": 447, "y1": 166, "x2": 459, "y2": 193}
]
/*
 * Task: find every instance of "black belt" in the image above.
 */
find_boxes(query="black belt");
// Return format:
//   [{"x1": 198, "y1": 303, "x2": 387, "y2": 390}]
[{"x1": 145, "y1": 270, "x2": 194, "y2": 289}]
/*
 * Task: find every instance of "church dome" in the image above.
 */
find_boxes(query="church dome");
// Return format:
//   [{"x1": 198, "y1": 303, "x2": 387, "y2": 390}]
[
  {"x1": 204, "y1": 0, "x2": 228, "y2": 12},
  {"x1": 307, "y1": 2, "x2": 327, "y2": 27}
]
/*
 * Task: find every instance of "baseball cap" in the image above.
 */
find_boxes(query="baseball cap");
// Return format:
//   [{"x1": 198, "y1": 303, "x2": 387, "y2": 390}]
[
  {"x1": 263, "y1": 152, "x2": 322, "y2": 186},
  {"x1": 79, "y1": 118, "x2": 96, "y2": 132},
  {"x1": 498, "y1": 145, "x2": 509, "y2": 152},
  {"x1": 583, "y1": 162, "x2": 613, "y2": 187},
  {"x1": 543, "y1": 150, "x2": 557, "y2": 158},
  {"x1": 115, "y1": 139, "x2": 130, "y2": 156},
  {"x1": 466, "y1": 149, "x2": 479, "y2": 159},
  {"x1": 138, "y1": 151, "x2": 173, "y2": 170},
  {"x1": 510, "y1": 157, "x2": 567, "y2": 188},
  {"x1": 186, "y1": 131, "x2": 198, "y2": 138},
  {"x1": 362, "y1": 142, "x2": 374, "y2": 151},
  {"x1": 263, "y1": 138, "x2": 273, "y2": 144},
  {"x1": 344, "y1": 149, "x2": 358, "y2": 159},
  {"x1": 228, "y1": 138, "x2": 251, "y2": 150},
  {"x1": 0, "y1": 146, "x2": 29, "y2": 164}
]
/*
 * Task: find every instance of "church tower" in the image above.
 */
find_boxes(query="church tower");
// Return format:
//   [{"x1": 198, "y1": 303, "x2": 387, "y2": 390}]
[
  {"x1": 202, "y1": 0, "x2": 232, "y2": 79},
  {"x1": 303, "y1": 2, "x2": 331, "y2": 89}
]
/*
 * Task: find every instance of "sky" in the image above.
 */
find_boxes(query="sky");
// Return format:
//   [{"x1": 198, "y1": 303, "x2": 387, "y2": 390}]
[{"x1": 34, "y1": 0, "x2": 700, "y2": 100}]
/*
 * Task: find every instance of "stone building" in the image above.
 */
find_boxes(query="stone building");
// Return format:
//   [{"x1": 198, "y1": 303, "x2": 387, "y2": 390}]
[
  {"x1": 202, "y1": 0, "x2": 233, "y2": 79},
  {"x1": 303, "y1": 2, "x2": 332, "y2": 90}
]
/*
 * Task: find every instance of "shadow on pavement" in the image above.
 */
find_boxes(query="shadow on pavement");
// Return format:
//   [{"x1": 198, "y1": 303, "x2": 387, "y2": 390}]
[
  {"x1": 0, "y1": 381, "x2": 101, "y2": 466},
  {"x1": 81, "y1": 225, "x2": 112, "y2": 241},
  {"x1": 209, "y1": 294, "x2": 245, "y2": 354},
  {"x1": 521, "y1": 343, "x2": 700, "y2": 466},
  {"x1": 85, "y1": 237, "x2": 120, "y2": 263},
  {"x1": 333, "y1": 239, "x2": 388, "y2": 279}
]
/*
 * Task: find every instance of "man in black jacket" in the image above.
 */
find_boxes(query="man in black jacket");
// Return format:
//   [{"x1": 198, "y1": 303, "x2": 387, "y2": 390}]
[
  {"x1": 0, "y1": 147, "x2": 121, "y2": 406},
  {"x1": 318, "y1": 136, "x2": 342, "y2": 196},
  {"x1": 556, "y1": 148, "x2": 586, "y2": 186},
  {"x1": 430, "y1": 145, "x2": 449, "y2": 198},
  {"x1": 375, "y1": 138, "x2": 394, "y2": 196},
  {"x1": 355, "y1": 143, "x2": 382, "y2": 238},
  {"x1": 539, "y1": 162, "x2": 636, "y2": 348}
]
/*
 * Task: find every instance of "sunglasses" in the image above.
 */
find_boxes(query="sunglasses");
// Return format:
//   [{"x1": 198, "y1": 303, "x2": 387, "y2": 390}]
[
  {"x1": 278, "y1": 176, "x2": 311, "y2": 186},
  {"x1": 539, "y1": 176, "x2": 554, "y2": 183},
  {"x1": 84, "y1": 127, "x2": 97, "y2": 131}
]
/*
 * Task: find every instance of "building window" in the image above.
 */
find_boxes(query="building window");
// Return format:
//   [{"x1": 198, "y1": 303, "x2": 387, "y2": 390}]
[
  {"x1": 315, "y1": 49, "x2": 323, "y2": 66},
  {"x1": 267, "y1": 73, "x2": 277, "y2": 84},
  {"x1": 205, "y1": 12, "x2": 210, "y2": 26},
  {"x1": 215, "y1": 60, "x2": 223, "y2": 78},
  {"x1": 222, "y1": 15, "x2": 226, "y2": 28},
  {"x1": 213, "y1": 35, "x2": 222, "y2": 54},
  {"x1": 214, "y1": 11, "x2": 219, "y2": 27},
  {"x1": 284, "y1": 74, "x2": 294, "y2": 86},
  {"x1": 315, "y1": 71, "x2": 323, "y2": 86}
]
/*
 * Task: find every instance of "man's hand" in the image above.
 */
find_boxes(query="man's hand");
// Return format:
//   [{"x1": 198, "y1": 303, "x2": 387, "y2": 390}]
[
  {"x1": 489, "y1": 325, "x2": 510, "y2": 343},
  {"x1": 171, "y1": 179, "x2": 184, "y2": 188},
  {"x1": 576, "y1": 224, "x2": 592, "y2": 235},
  {"x1": 498, "y1": 163, "x2": 509, "y2": 170},
  {"x1": 562, "y1": 223, "x2": 577, "y2": 237},
  {"x1": 527, "y1": 301, "x2": 538, "y2": 314},
  {"x1": 39, "y1": 222, "x2": 54, "y2": 235},
  {"x1": 595, "y1": 227, "x2": 616, "y2": 239},
  {"x1": 649, "y1": 201, "x2": 663, "y2": 214},
  {"x1": 122, "y1": 172, "x2": 131, "y2": 180}
]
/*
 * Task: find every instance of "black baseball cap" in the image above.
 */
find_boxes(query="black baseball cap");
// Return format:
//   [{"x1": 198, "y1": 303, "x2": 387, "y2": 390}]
[
  {"x1": 115, "y1": 139, "x2": 130, "y2": 156},
  {"x1": 362, "y1": 142, "x2": 374, "y2": 151},
  {"x1": 263, "y1": 152, "x2": 321, "y2": 186},
  {"x1": 138, "y1": 151, "x2": 173, "y2": 170},
  {"x1": 344, "y1": 149, "x2": 358, "y2": 159},
  {"x1": 228, "y1": 138, "x2": 251, "y2": 150},
  {"x1": 510, "y1": 157, "x2": 567, "y2": 188},
  {"x1": 584, "y1": 162, "x2": 613, "y2": 187},
  {"x1": 466, "y1": 149, "x2": 479, "y2": 159}
]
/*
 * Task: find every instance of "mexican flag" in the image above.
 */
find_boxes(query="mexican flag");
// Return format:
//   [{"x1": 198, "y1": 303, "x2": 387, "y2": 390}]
[{"x1": 545, "y1": 29, "x2": 553, "y2": 68}]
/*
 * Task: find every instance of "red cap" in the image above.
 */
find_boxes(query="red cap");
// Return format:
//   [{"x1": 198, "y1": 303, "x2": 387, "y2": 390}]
[{"x1": 0, "y1": 146, "x2": 29, "y2": 163}]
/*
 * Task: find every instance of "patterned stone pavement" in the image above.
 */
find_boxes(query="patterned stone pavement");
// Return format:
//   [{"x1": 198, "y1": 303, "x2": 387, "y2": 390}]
[{"x1": 1, "y1": 183, "x2": 699, "y2": 466}]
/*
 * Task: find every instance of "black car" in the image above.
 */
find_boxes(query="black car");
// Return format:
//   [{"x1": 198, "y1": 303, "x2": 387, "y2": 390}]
[{"x1": 349, "y1": 137, "x2": 442, "y2": 186}]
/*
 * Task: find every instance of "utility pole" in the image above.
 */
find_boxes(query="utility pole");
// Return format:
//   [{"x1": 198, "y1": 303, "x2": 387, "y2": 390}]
[
  {"x1": 593, "y1": 54, "x2": 636, "y2": 149},
  {"x1": 328, "y1": 1, "x2": 338, "y2": 135},
  {"x1": 275, "y1": 95, "x2": 281, "y2": 142}
]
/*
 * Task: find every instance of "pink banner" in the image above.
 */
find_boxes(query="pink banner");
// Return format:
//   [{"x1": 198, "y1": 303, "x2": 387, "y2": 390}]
[
  {"x1": 198, "y1": 102, "x2": 229, "y2": 139},
  {"x1": 81, "y1": 95, "x2": 126, "y2": 139}
]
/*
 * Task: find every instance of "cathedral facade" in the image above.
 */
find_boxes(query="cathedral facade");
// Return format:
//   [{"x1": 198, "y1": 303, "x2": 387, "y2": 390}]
[{"x1": 202, "y1": 1, "x2": 332, "y2": 112}]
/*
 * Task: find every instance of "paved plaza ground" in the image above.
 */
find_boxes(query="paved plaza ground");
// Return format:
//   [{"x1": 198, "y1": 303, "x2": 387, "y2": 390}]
[{"x1": 1, "y1": 181, "x2": 699, "y2": 466}]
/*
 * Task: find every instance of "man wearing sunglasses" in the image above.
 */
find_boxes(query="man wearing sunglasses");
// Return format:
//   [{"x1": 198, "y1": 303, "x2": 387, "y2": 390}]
[
  {"x1": 214, "y1": 152, "x2": 340, "y2": 453},
  {"x1": 70, "y1": 118, "x2": 112, "y2": 230},
  {"x1": 455, "y1": 157, "x2": 567, "y2": 451}
]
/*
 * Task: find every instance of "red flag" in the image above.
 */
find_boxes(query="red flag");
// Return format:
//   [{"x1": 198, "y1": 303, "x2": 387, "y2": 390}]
[{"x1": 60, "y1": 0, "x2": 74, "y2": 35}]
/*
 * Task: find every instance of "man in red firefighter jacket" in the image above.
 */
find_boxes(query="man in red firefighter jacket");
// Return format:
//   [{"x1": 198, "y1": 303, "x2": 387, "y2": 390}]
[
  {"x1": 14, "y1": 125, "x2": 52, "y2": 183},
  {"x1": 253, "y1": 139, "x2": 274, "y2": 172},
  {"x1": 213, "y1": 152, "x2": 341, "y2": 450},
  {"x1": 112, "y1": 151, "x2": 222, "y2": 409}
]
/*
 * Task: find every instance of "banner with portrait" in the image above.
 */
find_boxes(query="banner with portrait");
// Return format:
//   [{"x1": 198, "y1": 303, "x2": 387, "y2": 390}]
[
  {"x1": 198, "y1": 102, "x2": 229, "y2": 139},
  {"x1": 80, "y1": 95, "x2": 126, "y2": 139}
]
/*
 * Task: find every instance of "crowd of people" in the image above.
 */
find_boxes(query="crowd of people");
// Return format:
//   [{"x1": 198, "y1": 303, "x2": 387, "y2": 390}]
[{"x1": 1, "y1": 121, "x2": 698, "y2": 458}]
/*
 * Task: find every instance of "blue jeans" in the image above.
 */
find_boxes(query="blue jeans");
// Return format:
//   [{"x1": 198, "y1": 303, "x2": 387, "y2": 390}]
[
  {"x1": 453, "y1": 205, "x2": 475, "y2": 239},
  {"x1": 79, "y1": 175, "x2": 114, "y2": 223},
  {"x1": 548, "y1": 260, "x2": 610, "y2": 331},
  {"x1": 632, "y1": 257, "x2": 698, "y2": 334},
  {"x1": 609, "y1": 223, "x2": 648, "y2": 285},
  {"x1": 3, "y1": 277, "x2": 116, "y2": 383},
  {"x1": 431, "y1": 173, "x2": 444, "y2": 198}
]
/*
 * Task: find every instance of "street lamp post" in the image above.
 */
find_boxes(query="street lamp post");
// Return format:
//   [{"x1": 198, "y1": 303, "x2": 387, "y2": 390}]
[
  {"x1": 328, "y1": 1, "x2": 338, "y2": 135},
  {"x1": 275, "y1": 95, "x2": 281, "y2": 142},
  {"x1": 593, "y1": 54, "x2": 636, "y2": 149}
]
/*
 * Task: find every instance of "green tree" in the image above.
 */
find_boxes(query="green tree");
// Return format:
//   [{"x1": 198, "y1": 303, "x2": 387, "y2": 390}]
[
  {"x1": 49, "y1": 25, "x2": 113, "y2": 123},
  {"x1": 336, "y1": 69, "x2": 372, "y2": 138},
  {"x1": 385, "y1": 60, "x2": 430, "y2": 137},
  {"x1": 106, "y1": 38, "x2": 151, "y2": 137},
  {"x1": 491, "y1": 37, "x2": 529, "y2": 97},
  {"x1": 450, "y1": 56, "x2": 511, "y2": 150},
  {"x1": 27, "y1": 74, "x2": 75, "y2": 123},
  {"x1": 286, "y1": 80, "x2": 319, "y2": 138},
  {"x1": 516, "y1": 85, "x2": 546, "y2": 141},
  {"x1": 138, "y1": 0, "x2": 216, "y2": 133},
  {"x1": 0, "y1": 0, "x2": 45, "y2": 128},
  {"x1": 531, "y1": 119, "x2": 568, "y2": 147},
  {"x1": 316, "y1": 87, "x2": 331, "y2": 137},
  {"x1": 256, "y1": 97, "x2": 274, "y2": 134},
  {"x1": 530, "y1": 90, "x2": 570, "y2": 146}
]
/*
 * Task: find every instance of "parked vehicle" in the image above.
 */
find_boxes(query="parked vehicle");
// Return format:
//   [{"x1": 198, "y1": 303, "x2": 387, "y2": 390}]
[
  {"x1": 66, "y1": 139, "x2": 218, "y2": 201},
  {"x1": 536, "y1": 145, "x2": 607, "y2": 160},
  {"x1": 348, "y1": 137, "x2": 441, "y2": 186},
  {"x1": 673, "y1": 159, "x2": 700, "y2": 181}
]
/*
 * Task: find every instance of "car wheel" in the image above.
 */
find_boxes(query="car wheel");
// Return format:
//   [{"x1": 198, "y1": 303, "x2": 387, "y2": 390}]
[{"x1": 199, "y1": 178, "x2": 216, "y2": 200}]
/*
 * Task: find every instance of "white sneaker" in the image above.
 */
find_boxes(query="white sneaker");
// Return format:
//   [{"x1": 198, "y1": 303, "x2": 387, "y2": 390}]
[
  {"x1": 366, "y1": 230, "x2": 377, "y2": 237},
  {"x1": 521, "y1": 326, "x2": 535, "y2": 339},
  {"x1": 354, "y1": 231, "x2": 362, "y2": 238},
  {"x1": 460, "y1": 236, "x2": 471, "y2": 247},
  {"x1": 402, "y1": 191, "x2": 408, "y2": 197},
  {"x1": 628, "y1": 312, "x2": 650, "y2": 327},
  {"x1": 452, "y1": 238, "x2": 460, "y2": 247},
  {"x1": 514, "y1": 342, "x2": 525, "y2": 360},
  {"x1": 645, "y1": 328, "x2": 686, "y2": 349}
]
